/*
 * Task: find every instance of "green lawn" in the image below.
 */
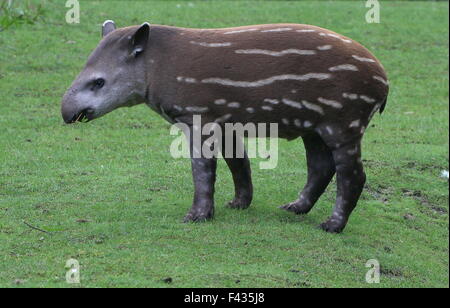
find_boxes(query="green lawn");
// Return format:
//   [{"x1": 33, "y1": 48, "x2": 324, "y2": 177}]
[{"x1": 0, "y1": 0, "x2": 448, "y2": 288}]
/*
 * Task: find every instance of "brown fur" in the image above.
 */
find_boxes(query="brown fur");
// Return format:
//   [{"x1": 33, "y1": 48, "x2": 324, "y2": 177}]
[{"x1": 137, "y1": 24, "x2": 389, "y2": 145}]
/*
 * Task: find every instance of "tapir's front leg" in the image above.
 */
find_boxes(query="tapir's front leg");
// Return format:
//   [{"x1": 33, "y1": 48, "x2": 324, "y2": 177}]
[
  {"x1": 183, "y1": 126, "x2": 217, "y2": 223},
  {"x1": 224, "y1": 153, "x2": 253, "y2": 209},
  {"x1": 183, "y1": 156, "x2": 217, "y2": 222},
  {"x1": 221, "y1": 133, "x2": 253, "y2": 209}
]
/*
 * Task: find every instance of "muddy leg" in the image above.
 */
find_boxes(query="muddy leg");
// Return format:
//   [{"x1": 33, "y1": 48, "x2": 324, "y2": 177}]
[
  {"x1": 280, "y1": 133, "x2": 336, "y2": 214},
  {"x1": 320, "y1": 141, "x2": 366, "y2": 233},
  {"x1": 183, "y1": 126, "x2": 217, "y2": 222},
  {"x1": 221, "y1": 134, "x2": 253, "y2": 209}
]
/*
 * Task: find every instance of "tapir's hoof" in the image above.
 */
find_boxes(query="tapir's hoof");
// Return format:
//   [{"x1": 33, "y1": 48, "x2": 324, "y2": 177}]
[
  {"x1": 227, "y1": 198, "x2": 251, "y2": 210},
  {"x1": 183, "y1": 208, "x2": 214, "y2": 223},
  {"x1": 279, "y1": 201, "x2": 312, "y2": 215},
  {"x1": 319, "y1": 218, "x2": 346, "y2": 234}
]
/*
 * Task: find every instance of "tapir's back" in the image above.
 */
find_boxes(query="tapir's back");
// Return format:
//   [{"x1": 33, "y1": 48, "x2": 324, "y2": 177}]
[{"x1": 148, "y1": 24, "x2": 389, "y2": 141}]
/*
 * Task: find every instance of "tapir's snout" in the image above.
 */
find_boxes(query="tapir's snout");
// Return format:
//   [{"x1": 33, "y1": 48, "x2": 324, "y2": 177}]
[
  {"x1": 62, "y1": 107, "x2": 94, "y2": 124},
  {"x1": 61, "y1": 90, "x2": 94, "y2": 124}
]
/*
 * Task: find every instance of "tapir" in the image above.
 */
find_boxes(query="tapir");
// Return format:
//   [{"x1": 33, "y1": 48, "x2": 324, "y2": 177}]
[{"x1": 61, "y1": 21, "x2": 389, "y2": 233}]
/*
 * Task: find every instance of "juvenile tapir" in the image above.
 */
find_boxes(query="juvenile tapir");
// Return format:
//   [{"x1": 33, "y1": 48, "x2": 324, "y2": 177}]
[{"x1": 61, "y1": 21, "x2": 389, "y2": 233}]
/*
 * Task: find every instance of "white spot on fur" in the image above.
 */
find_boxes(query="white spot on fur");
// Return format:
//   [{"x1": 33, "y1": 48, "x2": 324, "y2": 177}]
[
  {"x1": 282, "y1": 98, "x2": 303, "y2": 109},
  {"x1": 190, "y1": 41, "x2": 232, "y2": 47},
  {"x1": 349, "y1": 119, "x2": 361, "y2": 128},
  {"x1": 302, "y1": 100, "x2": 324, "y2": 115},
  {"x1": 177, "y1": 76, "x2": 197, "y2": 83},
  {"x1": 325, "y1": 126, "x2": 334, "y2": 135},
  {"x1": 261, "y1": 28, "x2": 292, "y2": 32},
  {"x1": 261, "y1": 106, "x2": 273, "y2": 111},
  {"x1": 173, "y1": 105, "x2": 183, "y2": 112},
  {"x1": 246, "y1": 107, "x2": 255, "y2": 113},
  {"x1": 264, "y1": 98, "x2": 280, "y2": 105},
  {"x1": 329, "y1": 64, "x2": 359, "y2": 72},
  {"x1": 342, "y1": 93, "x2": 377, "y2": 104},
  {"x1": 317, "y1": 45, "x2": 333, "y2": 51},
  {"x1": 201, "y1": 73, "x2": 331, "y2": 88},
  {"x1": 235, "y1": 49, "x2": 316, "y2": 56},
  {"x1": 224, "y1": 28, "x2": 259, "y2": 34},
  {"x1": 360, "y1": 95, "x2": 376, "y2": 103},
  {"x1": 373, "y1": 75, "x2": 389, "y2": 86},
  {"x1": 214, "y1": 99, "x2": 227, "y2": 105},
  {"x1": 215, "y1": 114, "x2": 232, "y2": 123},
  {"x1": 185, "y1": 106, "x2": 209, "y2": 113},
  {"x1": 184, "y1": 77, "x2": 197, "y2": 83},
  {"x1": 319, "y1": 32, "x2": 352, "y2": 43},
  {"x1": 343, "y1": 93, "x2": 358, "y2": 100},
  {"x1": 227, "y1": 102, "x2": 240, "y2": 108},
  {"x1": 294, "y1": 119, "x2": 302, "y2": 127},
  {"x1": 317, "y1": 97, "x2": 343, "y2": 109},
  {"x1": 347, "y1": 146, "x2": 358, "y2": 156},
  {"x1": 282, "y1": 118, "x2": 290, "y2": 125},
  {"x1": 303, "y1": 121, "x2": 313, "y2": 128},
  {"x1": 352, "y1": 55, "x2": 376, "y2": 63},
  {"x1": 296, "y1": 29, "x2": 316, "y2": 33}
]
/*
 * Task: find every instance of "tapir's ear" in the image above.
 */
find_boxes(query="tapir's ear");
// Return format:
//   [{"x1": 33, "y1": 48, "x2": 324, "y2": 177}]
[
  {"x1": 131, "y1": 22, "x2": 150, "y2": 57},
  {"x1": 102, "y1": 20, "x2": 116, "y2": 37}
]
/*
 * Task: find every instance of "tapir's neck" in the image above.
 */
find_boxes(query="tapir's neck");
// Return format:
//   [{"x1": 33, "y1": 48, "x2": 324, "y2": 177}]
[{"x1": 144, "y1": 25, "x2": 186, "y2": 114}]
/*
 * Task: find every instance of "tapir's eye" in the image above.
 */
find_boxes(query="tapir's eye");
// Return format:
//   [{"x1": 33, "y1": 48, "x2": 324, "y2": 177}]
[{"x1": 91, "y1": 78, "x2": 105, "y2": 91}]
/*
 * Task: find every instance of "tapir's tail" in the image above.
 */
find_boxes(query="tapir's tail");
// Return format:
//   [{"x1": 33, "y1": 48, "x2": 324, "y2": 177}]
[
  {"x1": 379, "y1": 96, "x2": 388, "y2": 114},
  {"x1": 379, "y1": 80, "x2": 389, "y2": 114}
]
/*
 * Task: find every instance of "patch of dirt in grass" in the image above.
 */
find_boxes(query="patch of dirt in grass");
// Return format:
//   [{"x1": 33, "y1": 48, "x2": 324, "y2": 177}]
[
  {"x1": 380, "y1": 266, "x2": 404, "y2": 278},
  {"x1": 33, "y1": 203, "x2": 51, "y2": 214},
  {"x1": 402, "y1": 189, "x2": 448, "y2": 215},
  {"x1": 363, "y1": 184, "x2": 393, "y2": 204},
  {"x1": 362, "y1": 159, "x2": 390, "y2": 169},
  {"x1": 404, "y1": 161, "x2": 448, "y2": 173},
  {"x1": 71, "y1": 234, "x2": 109, "y2": 245},
  {"x1": 130, "y1": 123, "x2": 152, "y2": 129},
  {"x1": 148, "y1": 186, "x2": 169, "y2": 192},
  {"x1": 0, "y1": 227, "x2": 13, "y2": 234},
  {"x1": 162, "y1": 277, "x2": 173, "y2": 284}
]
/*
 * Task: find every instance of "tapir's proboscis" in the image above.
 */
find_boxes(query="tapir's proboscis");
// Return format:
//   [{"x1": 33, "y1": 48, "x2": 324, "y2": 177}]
[{"x1": 61, "y1": 21, "x2": 389, "y2": 233}]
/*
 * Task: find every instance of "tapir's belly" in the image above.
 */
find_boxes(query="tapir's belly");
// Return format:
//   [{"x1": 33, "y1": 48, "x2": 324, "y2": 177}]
[{"x1": 152, "y1": 24, "x2": 389, "y2": 140}]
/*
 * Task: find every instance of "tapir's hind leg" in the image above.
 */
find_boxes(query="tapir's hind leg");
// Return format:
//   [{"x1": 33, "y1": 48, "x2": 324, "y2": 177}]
[
  {"x1": 221, "y1": 134, "x2": 253, "y2": 209},
  {"x1": 320, "y1": 140, "x2": 366, "y2": 233},
  {"x1": 280, "y1": 133, "x2": 336, "y2": 215}
]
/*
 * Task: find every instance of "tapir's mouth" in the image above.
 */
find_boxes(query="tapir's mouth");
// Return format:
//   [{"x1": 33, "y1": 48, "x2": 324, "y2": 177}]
[{"x1": 70, "y1": 108, "x2": 94, "y2": 124}]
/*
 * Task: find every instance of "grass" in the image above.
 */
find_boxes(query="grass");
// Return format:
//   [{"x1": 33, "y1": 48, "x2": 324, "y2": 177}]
[{"x1": 0, "y1": 0, "x2": 448, "y2": 288}]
